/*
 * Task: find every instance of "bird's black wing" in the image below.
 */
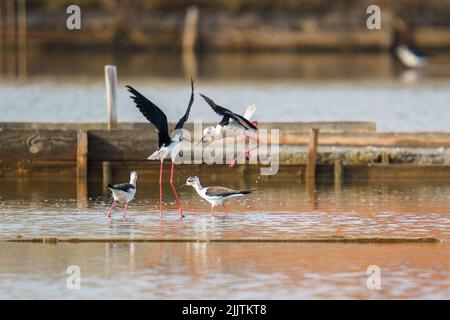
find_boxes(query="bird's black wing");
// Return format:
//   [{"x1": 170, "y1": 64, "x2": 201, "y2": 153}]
[
  {"x1": 126, "y1": 85, "x2": 172, "y2": 147},
  {"x1": 174, "y1": 78, "x2": 195, "y2": 130},
  {"x1": 108, "y1": 183, "x2": 135, "y2": 193},
  {"x1": 199, "y1": 94, "x2": 257, "y2": 130}
]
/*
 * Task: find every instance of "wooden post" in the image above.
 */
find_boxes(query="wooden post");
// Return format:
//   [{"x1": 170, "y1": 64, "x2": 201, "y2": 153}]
[
  {"x1": 381, "y1": 152, "x2": 390, "y2": 164},
  {"x1": 334, "y1": 158, "x2": 343, "y2": 182},
  {"x1": 104, "y1": 65, "x2": 117, "y2": 130},
  {"x1": 182, "y1": 6, "x2": 199, "y2": 54},
  {"x1": 102, "y1": 161, "x2": 112, "y2": 195},
  {"x1": 77, "y1": 130, "x2": 88, "y2": 205},
  {"x1": 6, "y1": 0, "x2": 16, "y2": 76},
  {"x1": 306, "y1": 128, "x2": 319, "y2": 180},
  {"x1": 17, "y1": 0, "x2": 27, "y2": 79}
]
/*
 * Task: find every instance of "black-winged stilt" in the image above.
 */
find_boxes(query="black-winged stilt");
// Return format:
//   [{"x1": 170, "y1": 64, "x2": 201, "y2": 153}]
[
  {"x1": 126, "y1": 79, "x2": 194, "y2": 220},
  {"x1": 107, "y1": 171, "x2": 137, "y2": 219},
  {"x1": 198, "y1": 94, "x2": 260, "y2": 167},
  {"x1": 395, "y1": 44, "x2": 426, "y2": 68},
  {"x1": 185, "y1": 176, "x2": 253, "y2": 217}
]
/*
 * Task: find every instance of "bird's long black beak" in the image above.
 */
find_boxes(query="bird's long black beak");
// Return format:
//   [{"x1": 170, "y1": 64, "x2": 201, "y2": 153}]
[
  {"x1": 196, "y1": 135, "x2": 206, "y2": 147},
  {"x1": 177, "y1": 184, "x2": 187, "y2": 191}
]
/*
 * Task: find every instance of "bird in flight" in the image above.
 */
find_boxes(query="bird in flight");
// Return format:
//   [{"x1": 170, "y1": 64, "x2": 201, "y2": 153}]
[
  {"x1": 198, "y1": 94, "x2": 260, "y2": 167},
  {"x1": 126, "y1": 79, "x2": 194, "y2": 220}
]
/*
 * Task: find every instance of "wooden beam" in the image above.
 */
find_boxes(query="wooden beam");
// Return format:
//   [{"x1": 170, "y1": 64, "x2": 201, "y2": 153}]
[
  {"x1": 182, "y1": 6, "x2": 199, "y2": 53},
  {"x1": 306, "y1": 128, "x2": 319, "y2": 180},
  {"x1": 334, "y1": 158, "x2": 343, "y2": 182}
]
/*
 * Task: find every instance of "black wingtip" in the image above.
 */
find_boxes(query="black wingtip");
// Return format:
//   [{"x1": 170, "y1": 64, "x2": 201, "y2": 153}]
[
  {"x1": 239, "y1": 190, "x2": 255, "y2": 195},
  {"x1": 107, "y1": 184, "x2": 114, "y2": 189}
]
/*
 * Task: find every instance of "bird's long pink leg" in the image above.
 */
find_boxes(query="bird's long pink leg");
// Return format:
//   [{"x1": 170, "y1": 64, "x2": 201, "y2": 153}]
[
  {"x1": 229, "y1": 132, "x2": 263, "y2": 168},
  {"x1": 211, "y1": 206, "x2": 215, "y2": 217},
  {"x1": 159, "y1": 160, "x2": 163, "y2": 218},
  {"x1": 107, "y1": 201, "x2": 117, "y2": 218},
  {"x1": 170, "y1": 161, "x2": 183, "y2": 220},
  {"x1": 122, "y1": 202, "x2": 128, "y2": 220},
  {"x1": 223, "y1": 204, "x2": 230, "y2": 215}
]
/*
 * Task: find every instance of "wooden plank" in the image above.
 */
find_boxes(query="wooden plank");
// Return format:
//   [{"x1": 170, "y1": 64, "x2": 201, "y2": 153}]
[
  {"x1": 279, "y1": 132, "x2": 450, "y2": 148},
  {"x1": 0, "y1": 129, "x2": 77, "y2": 160},
  {"x1": 0, "y1": 121, "x2": 377, "y2": 133},
  {"x1": 306, "y1": 128, "x2": 318, "y2": 180}
]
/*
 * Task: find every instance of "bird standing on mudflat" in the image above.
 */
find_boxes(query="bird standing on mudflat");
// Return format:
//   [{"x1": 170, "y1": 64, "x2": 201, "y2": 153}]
[
  {"x1": 185, "y1": 176, "x2": 253, "y2": 217},
  {"x1": 126, "y1": 79, "x2": 194, "y2": 220},
  {"x1": 107, "y1": 171, "x2": 138, "y2": 219},
  {"x1": 198, "y1": 94, "x2": 260, "y2": 167}
]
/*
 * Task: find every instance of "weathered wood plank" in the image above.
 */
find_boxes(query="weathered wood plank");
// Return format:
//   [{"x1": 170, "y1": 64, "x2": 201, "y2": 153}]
[
  {"x1": 0, "y1": 121, "x2": 377, "y2": 133},
  {"x1": 0, "y1": 129, "x2": 77, "y2": 160}
]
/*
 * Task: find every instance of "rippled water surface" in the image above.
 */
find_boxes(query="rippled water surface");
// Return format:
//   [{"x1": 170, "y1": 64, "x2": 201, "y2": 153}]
[{"x1": 1, "y1": 175, "x2": 449, "y2": 240}]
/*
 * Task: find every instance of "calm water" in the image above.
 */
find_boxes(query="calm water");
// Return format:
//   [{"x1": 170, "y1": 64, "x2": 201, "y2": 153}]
[
  {"x1": 1, "y1": 51, "x2": 450, "y2": 299},
  {"x1": 1, "y1": 52, "x2": 450, "y2": 131},
  {"x1": 0, "y1": 242, "x2": 449, "y2": 299},
  {"x1": 1, "y1": 171, "x2": 449, "y2": 299}
]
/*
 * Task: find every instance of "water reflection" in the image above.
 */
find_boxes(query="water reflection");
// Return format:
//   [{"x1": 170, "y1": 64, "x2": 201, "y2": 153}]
[{"x1": 0, "y1": 242, "x2": 448, "y2": 299}]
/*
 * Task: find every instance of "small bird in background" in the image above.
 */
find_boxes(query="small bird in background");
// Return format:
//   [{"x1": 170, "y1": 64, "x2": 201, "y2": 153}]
[
  {"x1": 185, "y1": 176, "x2": 253, "y2": 217},
  {"x1": 395, "y1": 44, "x2": 427, "y2": 68},
  {"x1": 198, "y1": 94, "x2": 260, "y2": 167},
  {"x1": 107, "y1": 171, "x2": 138, "y2": 219}
]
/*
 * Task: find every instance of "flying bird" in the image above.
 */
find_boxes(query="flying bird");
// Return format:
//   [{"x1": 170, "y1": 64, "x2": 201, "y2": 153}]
[
  {"x1": 185, "y1": 176, "x2": 253, "y2": 217},
  {"x1": 126, "y1": 79, "x2": 194, "y2": 220},
  {"x1": 107, "y1": 171, "x2": 138, "y2": 220},
  {"x1": 395, "y1": 44, "x2": 426, "y2": 68},
  {"x1": 198, "y1": 94, "x2": 260, "y2": 167}
]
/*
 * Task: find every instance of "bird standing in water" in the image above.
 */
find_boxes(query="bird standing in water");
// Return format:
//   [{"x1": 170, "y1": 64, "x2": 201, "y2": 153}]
[
  {"x1": 185, "y1": 176, "x2": 253, "y2": 217},
  {"x1": 107, "y1": 171, "x2": 138, "y2": 219},
  {"x1": 126, "y1": 79, "x2": 194, "y2": 220}
]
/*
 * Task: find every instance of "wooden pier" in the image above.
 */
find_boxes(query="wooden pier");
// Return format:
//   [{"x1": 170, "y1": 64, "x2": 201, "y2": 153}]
[{"x1": 1, "y1": 121, "x2": 449, "y2": 182}]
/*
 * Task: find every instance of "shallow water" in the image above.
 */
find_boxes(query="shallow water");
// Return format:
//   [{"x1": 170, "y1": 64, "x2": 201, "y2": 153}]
[
  {"x1": 0, "y1": 242, "x2": 448, "y2": 299},
  {"x1": 1, "y1": 52, "x2": 450, "y2": 131},
  {"x1": 1, "y1": 176, "x2": 449, "y2": 240}
]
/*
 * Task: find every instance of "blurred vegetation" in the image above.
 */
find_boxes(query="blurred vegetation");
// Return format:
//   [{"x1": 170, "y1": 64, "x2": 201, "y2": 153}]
[{"x1": 26, "y1": 0, "x2": 450, "y2": 14}]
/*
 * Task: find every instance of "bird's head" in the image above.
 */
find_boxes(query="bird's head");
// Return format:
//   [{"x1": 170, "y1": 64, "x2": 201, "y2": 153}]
[
  {"x1": 186, "y1": 176, "x2": 200, "y2": 187},
  {"x1": 196, "y1": 126, "x2": 215, "y2": 146},
  {"x1": 130, "y1": 171, "x2": 138, "y2": 185}
]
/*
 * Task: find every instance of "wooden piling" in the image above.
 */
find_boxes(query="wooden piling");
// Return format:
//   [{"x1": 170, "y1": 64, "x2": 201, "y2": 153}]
[
  {"x1": 104, "y1": 65, "x2": 117, "y2": 130},
  {"x1": 381, "y1": 152, "x2": 390, "y2": 164},
  {"x1": 77, "y1": 130, "x2": 88, "y2": 180},
  {"x1": 102, "y1": 161, "x2": 112, "y2": 195},
  {"x1": 5, "y1": 0, "x2": 16, "y2": 76},
  {"x1": 182, "y1": 6, "x2": 199, "y2": 54},
  {"x1": 334, "y1": 158, "x2": 343, "y2": 182},
  {"x1": 17, "y1": 0, "x2": 27, "y2": 79},
  {"x1": 77, "y1": 130, "x2": 88, "y2": 205},
  {"x1": 306, "y1": 128, "x2": 319, "y2": 180}
]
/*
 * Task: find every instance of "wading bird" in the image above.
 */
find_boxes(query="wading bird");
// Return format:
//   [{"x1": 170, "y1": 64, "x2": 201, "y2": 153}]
[
  {"x1": 185, "y1": 176, "x2": 253, "y2": 217},
  {"x1": 395, "y1": 44, "x2": 426, "y2": 68},
  {"x1": 126, "y1": 80, "x2": 194, "y2": 220},
  {"x1": 107, "y1": 171, "x2": 138, "y2": 219},
  {"x1": 198, "y1": 94, "x2": 260, "y2": 167}
]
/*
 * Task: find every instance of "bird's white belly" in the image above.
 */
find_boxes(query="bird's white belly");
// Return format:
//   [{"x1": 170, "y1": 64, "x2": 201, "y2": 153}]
[{"x1": 111, "y1": 189, "x2": 136, "y2": 203}]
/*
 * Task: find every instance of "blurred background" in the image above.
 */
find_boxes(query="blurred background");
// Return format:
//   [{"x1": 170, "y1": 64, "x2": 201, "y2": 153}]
[{"x1": 0, "y1": 0, "x2": 449, "y2": 130}]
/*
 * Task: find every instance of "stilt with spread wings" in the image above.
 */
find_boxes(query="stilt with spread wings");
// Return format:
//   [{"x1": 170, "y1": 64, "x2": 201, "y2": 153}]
[
  {"x1": 198, "y1": 94, "x2": 260, "y2": 167},
  {"x1": 126, "y1": 79, "x2": 194, "y2": 220}
]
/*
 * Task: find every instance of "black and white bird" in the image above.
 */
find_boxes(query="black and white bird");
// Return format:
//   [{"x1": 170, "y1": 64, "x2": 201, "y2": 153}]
[
  {"x1": 198, "y1": 94, "x2": 260, "y2": 167},
  {"x1": 107, "y1": 171, "x2": 138, "y2": 219},
  {"x1": 126, "y1": 79, "x2": 194, "y2": 220},
  {"x1": 395, "y1": 44, "x2": 427, "y2": 68},
  {"x1": 185, "y1": 176, "x2": 253, "y2": 217}
]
